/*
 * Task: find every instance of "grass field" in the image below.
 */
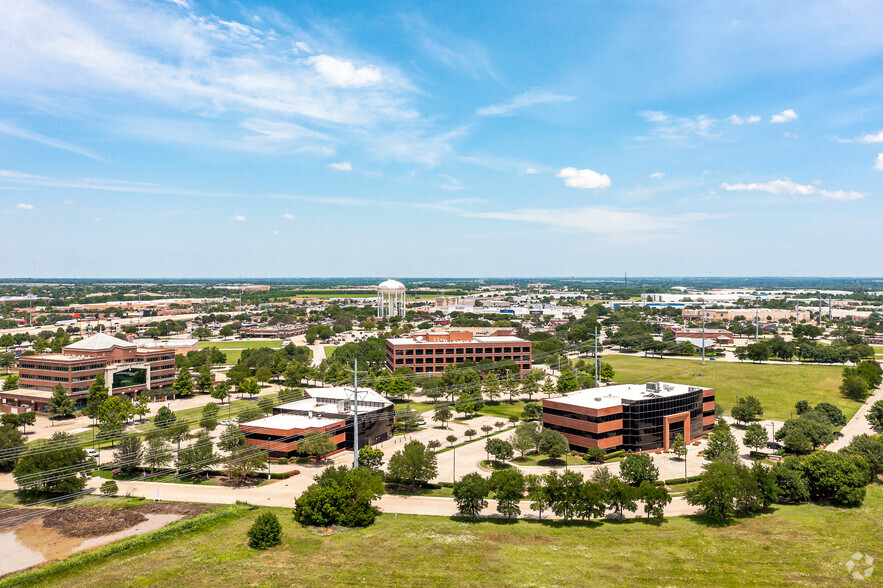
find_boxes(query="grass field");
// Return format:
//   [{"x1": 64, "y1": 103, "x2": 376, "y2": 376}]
[
  {"x1": 323, "y1": 345, "x2": 337, "y2": 358},
  {"x1": 198, "y1": 340, "x2": 283, "y2": 349},
  {"x1": 11, "y1": 485, "x2": 883, "y2": 587},
  {"x1": 604, "y1": 355, "x2": 857, "y2": 421}
]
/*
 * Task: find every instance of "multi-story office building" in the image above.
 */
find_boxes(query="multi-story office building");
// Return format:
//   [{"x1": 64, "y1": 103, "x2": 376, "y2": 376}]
[
  {"x1": 1, "y1": 333, "x2": 176, "y2": 414},
  {"x1": 239, "y1": 387, "x2": 394, "y2": 458},
  {"x1": 542, "y1": 382, "x2": 715, "y2": 453},
  {"x1": 385, "y1": 330, "x2": 532, "y2": 374}
]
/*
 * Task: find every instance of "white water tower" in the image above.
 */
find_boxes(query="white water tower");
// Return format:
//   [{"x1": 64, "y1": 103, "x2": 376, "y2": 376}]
[{"x1": 376, "y1": 279, "x2": 406, "y2": 319}]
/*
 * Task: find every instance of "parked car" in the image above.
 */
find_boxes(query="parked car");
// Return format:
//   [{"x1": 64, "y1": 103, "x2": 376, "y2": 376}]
[
  {"x1": 231, "y1": 417, "x2": 240, "y2": 422},
  {"x1": 85, "y1": 448, "x2": 100, "y2": 459},
  {"x1": 219, "y1": 419, "x2": 232, "y2": 426},
  {"x1": 766, "y1": 441, "x2": 784, "y2": 450}
]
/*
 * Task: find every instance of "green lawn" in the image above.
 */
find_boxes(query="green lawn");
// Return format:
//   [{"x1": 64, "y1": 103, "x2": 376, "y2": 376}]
[
  {"x1": 478, "y1": 400, "x2": 528, "y2": 420},
  {"x1": 221, "y1": 349, "x2": 242, "y2": 364},
  {"x1": 198, "y1": 340, "x2": 283, "y2": 349},
  {"x1": 12, "y1": 485, "x2": 883, "y2": 587},
  {"x1": 323, "y1": 345, "x2": 337, "y2": 358},
  {"x1": 511, "y1": 452, "x2": 585, "y2": 466},
  {"x1": 392, "y1": 399, "x2": 439, "y2": 414},
  {"x1": 604, "y1": 355, "x2": 858, "y2": 421}
]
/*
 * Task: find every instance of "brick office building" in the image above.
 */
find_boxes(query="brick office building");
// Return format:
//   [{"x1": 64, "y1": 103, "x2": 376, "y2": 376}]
[
  {"x1": 385, "y1": 330, "x2": 532, "y2": 374},
  {"x1": 1, "y1": 333, "x2": 176, "y2": 414},
  {"x1": 542, "y1": 382, "x2": 715, "y2": 452},
  {"x1": 239, "y1": 387, "x2": 394, "y2": 458}
]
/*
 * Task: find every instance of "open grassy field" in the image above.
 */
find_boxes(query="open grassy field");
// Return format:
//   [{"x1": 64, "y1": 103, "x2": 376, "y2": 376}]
[
  {"x1": 198, "y1": 340, "x2": 283, "y2": 349},
  {"x1": 10, "y1": 485, "x2": 883, "y2": 587},
  {"x1": 604, "y1": 355, "x2": 857, "y2": 421},
  {"x1": 323, "y1": 345, "x2": 336, "y2": 358}
]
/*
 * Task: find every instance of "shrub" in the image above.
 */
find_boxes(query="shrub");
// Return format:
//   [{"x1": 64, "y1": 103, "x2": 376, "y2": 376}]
[
  {"x1": 100, "y1": 480, "x2": 119, "y2": 496},
  {"x1": 247, "y1": 511, "x2": 283, "y2": 550},
  {"x1": 584, "y1": 447, "x2": 606, "y2": 463},
  {"x1": 277, "y1": 457, "x2": 289, "y2": 465}
]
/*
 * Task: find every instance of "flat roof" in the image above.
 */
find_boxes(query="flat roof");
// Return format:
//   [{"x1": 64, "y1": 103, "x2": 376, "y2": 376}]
[
  {"x1": 241, "y1": 413, "x2": 342, "y2": 430},
  {"x1": 387, "y1": 335, "x2": 528, "y2": 345},
  {"x1": 18, "y1": 354, "x2": 97, "y2": 363},
  {"x1": 549, "y1": 382, "x2": 710, "y2": 410},
  {"x1": 0, "y1": 388, "x2": 54, "y2": 399}
]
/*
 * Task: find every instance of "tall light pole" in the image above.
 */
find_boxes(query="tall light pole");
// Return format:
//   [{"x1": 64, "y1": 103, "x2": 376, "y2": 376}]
[
  {"x1": 755, "y1": 307, "x2": 759, "y2": 342},
  {"x1": 346, "y1": 358, "x2": 366, "y2": 468},
  {"x1": 701, "y1": 305, "x2": 706, "y2": 366},
  {"x1": 452, "y1": 444, "x2": 456, "y2": 483},
  {"x1": 594, "y1": 327, "x2": 599, "y2": 387}
]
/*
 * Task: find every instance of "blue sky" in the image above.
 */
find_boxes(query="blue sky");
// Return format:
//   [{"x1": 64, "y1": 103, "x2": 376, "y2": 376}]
[{"x1": 1, "y1": 0, "x2": 882, "y2": 278}]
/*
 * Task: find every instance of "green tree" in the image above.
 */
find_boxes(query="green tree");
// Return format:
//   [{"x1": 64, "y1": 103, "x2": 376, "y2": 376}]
[
  {"x1": 775, "y1": 417, "x2": 834, "y2": 452},
  {"x1": 277, "y1": 387, "x2": 302, "y2": 405},
  {"x1": 745, "y1": 342, "x2": 770, "y2": 362},
  {"x1": 772, "y1": 456, "x2": 810, "y2": 503},
  {"x1": 481, "y1": 424, "x2": 493, "y2": 437},
  {"x1": 257, "y1": 396, "x2": 275, "y2": 417},
  {"x1": 840, "y1": 434, "x2": 883, "y2": 479},
  {"x1": 144, "y1": 436, "x2": 172, "y2": 472},
  {"x1": 794, "y1": 400, "x2": 812, "y2": 415},
  {"x1": 255, "y1": 366, "x2": 273, "y2": 385},
  {"x1": 387, "y1": 440, "x2": 438, "y2": 485},
  {"x1": 511, "y1": 421, "x2": 540, "y2": 458},
  {"x1": 446, "y1": 434, "x2": 457, "y2": 447},
  {"x1": 200, "y1": 403, "x2": 220, "y2": 431},
  {"x1": 464, "y1": 428, "x2": 477, "y2": 441},
  {"x1": 0, "y1": 334, "x2": 14, "y2": 350},
  {"x1": 544, "y1": 470, "x2": 584, "y2": 524},
  {"x1": 866, "y1": 400, "x2": 883, "y2": 431},
  {"x1": 0, "y1": 352, "x2": 14, "y2": 375},
  {"x1": 800, "y1": 450, "x2": 869, "y2": 507},
  {"x1": 172, "y1": 367, "x2": 194, "y2": 398},
  {"x1": 358, "y1": 446, "x2": 384, "y2": 471},
  {"x1": 705, "y1": 420, "x2": 740, "y2": 462},
  {"x1": 298, "y1": 432, "x2": 337, "y2": 461},
  {"x1": 840, "y1": 374, "x2": 869, "y2": 401},
  {"x1": 248, "y1": 511, "x2": 283, "y2": 550},
  {"x1": 731, "y1": 396, "x2": 763, "y2": 424},
  {"x1": 521, "y1": 402, "x2": 542, "y2": 421},
  {"x1": 482, "y1": 372, "x2": 502, "y2": 403},
  {"x1": 294, "y1": 466, "x2": 385, "y2": 527},
  {"x1": 670, "y1": 433, "x2": 687, "y2": 460},
  {"x1": 814, "y1": 402, "x2": 847, "y2": 427},
  {"x1": 453, "y1": 472, "x2": 490, "y2": 520},
  {"x1": 97, "y1": 396, "x2": 130, "y2": 446},
  {"x1": 639, "y1": 481, "x2": 671, "y2": 521},
  {"x1": 489, "y1": 468, "x2": 525, "y2": 519},
  {"x1": 538, "y1": 429, "x2": 568, "y2": 460},
  {"x1": 196, "y1": 366, "x2": 214, "y2": 393},
  {"x1": 575, "y1": 480, "x2": 608, "y2": 521},
  {"x1": 620, "y1": 453, "x2": 659, "y2": 486},
  {"x1": 525, "y1": 473, "x2": 548, "y2": 520},
  {"x1": 83, "y1": 374, "x2": 108, "y2": 421},
  {"x1": 13, "y1": 432, "x2": 88, "y2": 493},
  {"x1": 211, "y1": 381, "x2": 230, "y2": 404},
  {"x1": 743, "y1": 423, "x2": 770, "y2": 455},
  {"x1": 239, "y1": 377, "x2": 260, "y2": 399},
  {"x1": 606, "y1": 477, "x2": 639, "y2": 518},
  {"x1": 485, "y1": 438, "x2": 514, "y2": 464},
  {"x1": 113, "y1": 435, "x2": 143, "y2": 474},
  {"x1": 556, "y1": 368, "x2": 579, "y2": 394},
  {"x1": 154, "y1": 405, "x2": 177, "y2": 429},
  {"x1": 177, "y1": 430, "x2": 220, "y2": 477},
  {"x1": 433, "y1": 404, "x2": 453, "y2": 427},
  {"x1": 685, "y1": 461, "x2": 742, "y2": 522},
  {"x1": 396, "y1": 407, "x2": 419, "y2": 432},
  {"x1": 0, "y1": 424, "x2": 26, "y2": 472}
]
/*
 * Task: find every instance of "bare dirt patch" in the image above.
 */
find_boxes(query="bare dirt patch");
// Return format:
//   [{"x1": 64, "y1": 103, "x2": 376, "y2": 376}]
[{"x1": 43, "y1": 508, "x2": 147, "y2": 538}]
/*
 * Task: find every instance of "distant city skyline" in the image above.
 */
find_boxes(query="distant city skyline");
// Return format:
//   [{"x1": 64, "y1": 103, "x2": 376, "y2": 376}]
[{"x1": 0, "y1": 1, "x2": 881, "y2": 277}]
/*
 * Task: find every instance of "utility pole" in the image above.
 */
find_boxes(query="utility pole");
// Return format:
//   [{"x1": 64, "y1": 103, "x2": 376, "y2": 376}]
[
  {"x1": 346, "y1": 358, "x2": 367, "y2": 468},
  {"x1": 817, "y1": 292, "x2": 822, "y2": 326},
  {"x1": 755, "y1": 307, "x2": 759, "y2": 342},
  {"x1": 701, "y1": 305, "x2": 706, "y2": 366},
  {"x1": 594, "y1": 327, "x2": 599, "y2": 387}
]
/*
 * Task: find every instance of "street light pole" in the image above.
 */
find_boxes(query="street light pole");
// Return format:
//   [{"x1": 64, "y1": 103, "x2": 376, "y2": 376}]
[
  {"x1": 452, "y1": 445, "x2": 456, "y2": 483},
  {"x1": 701, "y1": 305, "x2": 706, "y2": 366}
]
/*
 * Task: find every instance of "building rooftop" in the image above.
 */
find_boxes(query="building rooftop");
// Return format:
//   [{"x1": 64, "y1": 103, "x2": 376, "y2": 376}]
[
  {"x1": 19, "y1": 353, "x2": 97, "y2": 363},
  {"x1": 240, "y1": 413, "x2": 342, "y2": 431},
  {"x1": 550, "y1": 382, "x2": 710, "y2": 410},
  {"x1": 65, "y1": 333, "x2": 135, "y2": 352},
  {"x1": 387, "y1": 332, "x2": 528, "y2": 345},
  {"x1": 133, "y1": 338, "x2": 198, "y2": 348},
  {"x1": 0, "y1": 388, "x2": 54, "y2": 399}
]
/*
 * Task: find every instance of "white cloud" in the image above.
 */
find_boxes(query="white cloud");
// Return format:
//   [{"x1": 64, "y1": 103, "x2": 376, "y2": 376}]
[
  {"x1": 650, "y1": 172, "x2": 665, "y2": 179},
  {"x1": 840, "y1": 130, "x2": 883, "y2": 144},
  {"x1": 464, "y1": 206, "x2": 702, "y2": 234},
  {"x1": 93, "y1": 217, "x2": 101, "y2": 222},
  {"x1": 233, "y1": 214, "x2": 246, "y2": 221},
  {"x1": 327, "y1": 161, "x2": 352, "y2": 171},
  {"x1": 639, "y1": 111, "x2": 716, "y2": 140},
  {"x1": 875, "y1": 153, "x2": 883, "y2": 171},
  {"x1": 727, "y1": 114, "x2": 761, "y2": 125},
  {"x1": 281, "y1": 213, "x2": 296, "y2": 219},
  {"x1": 555, "y1": 167, "x2": 611, "y2": 189},
  {"x1": 294, "y1": 41, "x2": 312, "y2": 54},
  {"x1": 721, "y1": 179, "x2": 865, "y2": 201},
  {"x1": 307, "y1": 55, "x2": 383, "y2": 88},
  {"x1": 476, "y1": 90, "x2": 576, "y2": 117},
  {"x1": 771, "y1": 109, "x2": 798, "y2": 123},
  {"x1": 439, "y1": 174, "x2": 462, "y2": 191},
  {"x1": 524, "y1": 168, "x2": 538, "y2": 175},
  {"x1": 783, "y1": 131, "x2": 798, "y2": 139},
  {"x1": 0, "y1": 122, "x2": 105, "y2": 161},
  {"x1": 16, "y1": 202, "x2": 34, "y2": 210},
  {"x1": 64, "y1": 199, "x2": 73, "y2": 204}
]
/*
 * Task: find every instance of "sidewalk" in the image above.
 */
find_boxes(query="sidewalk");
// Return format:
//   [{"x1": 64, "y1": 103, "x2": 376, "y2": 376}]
[{"x1": 827, "y1": 384, "x2": 883, "y2": 452}]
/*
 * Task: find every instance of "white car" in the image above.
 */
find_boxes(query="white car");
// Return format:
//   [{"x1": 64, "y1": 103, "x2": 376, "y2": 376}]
[
  {"x1": 231, "y1": 417, "x2": 240, "y2": 422},
  {"x1": 85, "y1": 448, "x2": 100, "y2": 459},
  {"x1": 219, "y1": 419, "x2": 232, "y2": 426}
]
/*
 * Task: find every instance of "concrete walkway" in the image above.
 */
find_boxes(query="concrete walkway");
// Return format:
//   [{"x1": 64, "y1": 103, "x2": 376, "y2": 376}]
[{"x1": 827, "y1": 384, "x2": 883, "y2": 452}]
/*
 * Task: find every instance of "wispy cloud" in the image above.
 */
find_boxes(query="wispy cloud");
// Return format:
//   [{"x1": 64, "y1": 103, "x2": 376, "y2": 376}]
[
  {"x1": 727, "y1": 114, "x2": 761, "y2": 125},
  {"x1": 555, "y1": 167, "x2": 611, "y2": 189},
  {"x1": 650, "y1": 172, "x2": 665, "y2": 179},
  {"x1": 327, "y1": 161, "x2": 352, "y2": 171},
  {"x1": 875, "y1": 153, "x2": 883, "y2": 171},
  {"x1": 721, "y1": 178, "x2": 864, "y2": 201},
  {"x1": 439, "y1": 174, "x2": 462, "y2": 190},
  {"x1": 232, "y1": 215, "x2": 246, "y2": 221},
  {"x1": 16, "y1": 203, "x2": 34, "y2": 210},
  {"x1": 0, "y1": 121, "x2": 105, "y2": 161},
  {"x1": 524, "y1": 168, "x2": 538, "y2": 175},
  {"x1": 476, "y1": 90, "x2": 576, "y2": 117},
  {"x1": 281, "y1": 213, "x2": 296, "y2": 219},
  {"x1": 307, "y1": 55, "x2": 383, "y2": 88},
  {"x1": 463, "y1": 207, "x2": 704, "y2": 234},
  {"x1": 639, "y1": 111, "x2": 716, "y2": 140},
  {"x1": 770, "y1": 109, "x2": 798, "y2": 123}
]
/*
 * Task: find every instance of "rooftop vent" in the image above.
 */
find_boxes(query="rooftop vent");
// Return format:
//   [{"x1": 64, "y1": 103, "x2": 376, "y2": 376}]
[{"x1": 594, "y1": 397, "x2": 602, "y2": 402}]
